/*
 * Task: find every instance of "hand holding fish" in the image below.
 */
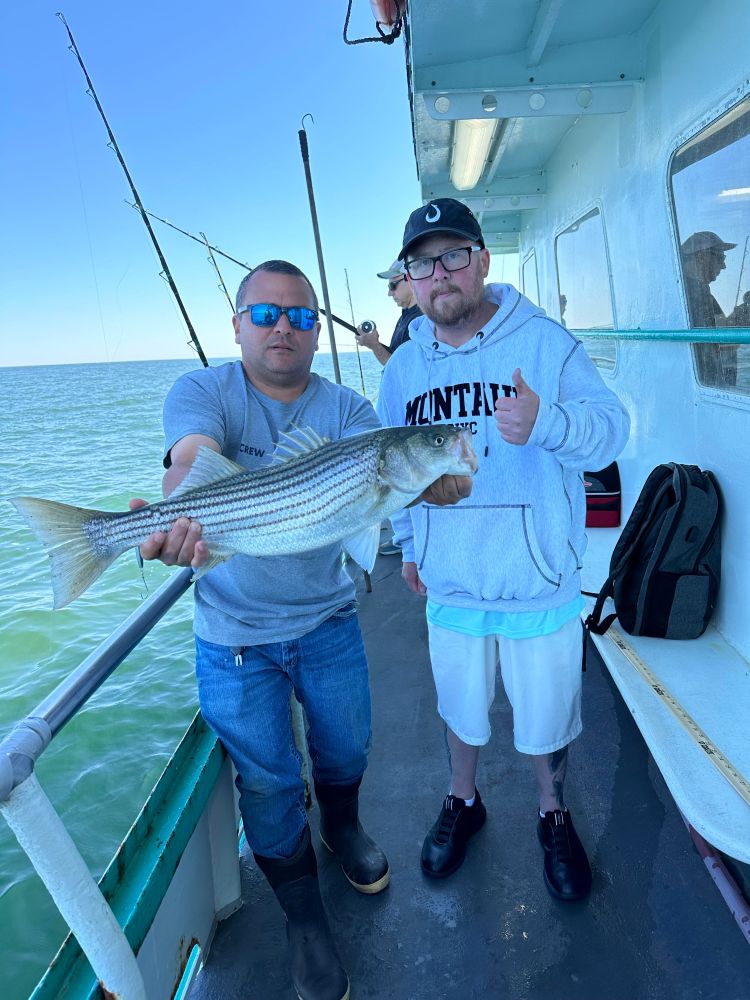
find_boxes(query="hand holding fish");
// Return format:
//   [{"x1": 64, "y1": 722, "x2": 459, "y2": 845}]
[
  {"x1": 494, "y1": 368, "x2": 540, "y2": 445},
  {"x1": 129, "y1": 499, "x2": 209, "y2": 569},
  {"x1": 418, "y1": 474, "x2": 473, "y2": 506}
]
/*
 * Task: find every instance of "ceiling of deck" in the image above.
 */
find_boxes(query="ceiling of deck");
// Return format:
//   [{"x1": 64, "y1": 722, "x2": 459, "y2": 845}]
[{"x1": 406, "y1": 0, "x2": 660, "y2": 251}]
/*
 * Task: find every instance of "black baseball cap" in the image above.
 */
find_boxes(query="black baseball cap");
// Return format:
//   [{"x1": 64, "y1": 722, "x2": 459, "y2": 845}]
[{"x1": 398, "y1": 198, "x2": 484, "y2": 260}]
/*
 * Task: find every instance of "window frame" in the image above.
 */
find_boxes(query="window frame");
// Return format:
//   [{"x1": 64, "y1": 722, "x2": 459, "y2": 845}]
[
  {"x1": 667, "y1": 86, "x2": 750, "y2": 397},
  {"x1": 521, "y1": 249, "x2": 540, "y2": 306},
  {"x1": 553, "y1": 200, "x2": 619, "y2": 376}
]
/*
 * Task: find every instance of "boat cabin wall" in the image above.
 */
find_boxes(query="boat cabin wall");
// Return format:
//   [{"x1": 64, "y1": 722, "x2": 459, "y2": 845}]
[{"x1": 521, "y1": 0, "x2": 750, "y2": 659}]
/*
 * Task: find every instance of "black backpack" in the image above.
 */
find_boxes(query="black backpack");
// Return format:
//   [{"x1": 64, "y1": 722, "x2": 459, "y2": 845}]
[{"x1": 585, "y1": 463, "x2": 722, "y2": 640}]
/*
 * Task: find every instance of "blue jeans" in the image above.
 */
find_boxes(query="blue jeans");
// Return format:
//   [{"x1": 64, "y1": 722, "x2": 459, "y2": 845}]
[{"x1": 195, "y1": 603, "x2": 372, "y2": 859}]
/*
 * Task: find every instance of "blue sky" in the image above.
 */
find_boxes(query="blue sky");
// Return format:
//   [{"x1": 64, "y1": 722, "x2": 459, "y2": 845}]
[{"x1": 0, "y1": 1, "x2": 431, "y2": 366}]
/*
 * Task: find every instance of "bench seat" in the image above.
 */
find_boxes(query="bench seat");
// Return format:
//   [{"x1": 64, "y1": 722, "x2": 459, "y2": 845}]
[{"x1": 581, "y1": 527, "x2": 750, "y2": 864}]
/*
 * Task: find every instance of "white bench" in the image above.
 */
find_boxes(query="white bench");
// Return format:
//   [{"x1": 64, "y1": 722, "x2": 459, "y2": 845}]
[{"x1": 581, "y1": 527, "x2": 750, "y2": 864}]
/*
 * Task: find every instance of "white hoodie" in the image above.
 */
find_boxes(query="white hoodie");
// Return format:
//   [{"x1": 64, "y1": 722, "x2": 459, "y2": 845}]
[{"x1": 376, "y1": 283, "x2": 630, "y2": 613}]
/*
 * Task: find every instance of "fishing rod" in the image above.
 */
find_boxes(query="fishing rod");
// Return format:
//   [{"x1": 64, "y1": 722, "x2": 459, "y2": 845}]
[
  {"x1": 131, "y1": 202, "x2": 362, "y2": 336},
  {"x1": 57, "y1": 12, "x2": 209, "y2": 368},
  {"x1": 344, "y1": 268, "x2": 367, "y2": 396},
  {"x1": 298, "y1": 116, "x2": 342, "y2": 384},
  {"x1": 130, "y1": 204, "x2": 253, "y2": 270},
  {"x1": 733, "y1": 235, "x2": 749, "y2": 311},
  {"x1": 201, "y1": 231, "x2": 235, "y2": 313}
]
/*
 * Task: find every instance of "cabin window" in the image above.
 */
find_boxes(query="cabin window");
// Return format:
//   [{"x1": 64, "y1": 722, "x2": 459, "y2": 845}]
[
  {"x1": 671, "y1": 96, "x2": 750, "y2": 394},
  {"x1": 554, "y1": 208, "x2": 617, "y2": 372},
  {"x1": 522, "y1": 251, "x2": 540, "y2": 305},
  {"x1": 487, "y1": 252, "x2": 519, "y2": 288}
]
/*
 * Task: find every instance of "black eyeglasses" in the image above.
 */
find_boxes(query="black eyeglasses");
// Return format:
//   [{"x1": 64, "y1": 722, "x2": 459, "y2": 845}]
[
  {"x1": 237, "y1": 303, "x2": 318, "y2": 331},
  {"x1": 387, "y1": 277, "x2": 406, "y2": 292},
  {"x1": 404, "y1": 245, "x2": 483, "y2": 280}
]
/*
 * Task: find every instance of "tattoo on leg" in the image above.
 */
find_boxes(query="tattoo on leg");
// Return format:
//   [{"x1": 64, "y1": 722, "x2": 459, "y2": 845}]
[{"x1": 548, "y1": 746, "x2": 569, "y2": 809}]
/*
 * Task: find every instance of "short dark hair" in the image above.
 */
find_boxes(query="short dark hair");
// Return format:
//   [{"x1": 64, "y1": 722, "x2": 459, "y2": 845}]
[{"x1": 235, "y1": 260, "x2": 319, "y2": 313}]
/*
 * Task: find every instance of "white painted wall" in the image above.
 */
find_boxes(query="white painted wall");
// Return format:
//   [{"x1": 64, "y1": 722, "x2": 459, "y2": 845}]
[{"x1": 521, "y1": 0, "x2": 750, "y2": 657}]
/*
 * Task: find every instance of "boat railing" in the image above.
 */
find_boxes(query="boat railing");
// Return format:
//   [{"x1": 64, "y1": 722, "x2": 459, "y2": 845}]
[
  {"x1": 0, "y1": 567, "x2": 215, "y2": 1000},
  {"x1": 5, "y1": 567, "x2": 194, "y2": 748},
  {"x1": 575, "y1": 327, "x2": 750, "y2": 341}
]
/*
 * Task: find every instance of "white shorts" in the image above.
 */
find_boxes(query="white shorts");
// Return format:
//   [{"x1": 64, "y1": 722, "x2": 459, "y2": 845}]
[{"x1": 427, "y1": 616, "x2": 584, "y2": 754}]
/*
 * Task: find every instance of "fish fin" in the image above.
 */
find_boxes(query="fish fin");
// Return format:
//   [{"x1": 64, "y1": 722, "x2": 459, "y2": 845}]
[
  {"x1": 191, "y1": 544, "x2": 236, "y2": 580},
  {"x1": 9, "y1": 496, "x2": 120, "y2": 609},
  {"x1": 170, "y1": 447, "x2": 245, "y2": 497},
  {"x1": 271, "y1": 424, "x2": 330, "y2": 464},
  {"x1": 342, "y1": 524, "x2": 380, "y2": 573}
]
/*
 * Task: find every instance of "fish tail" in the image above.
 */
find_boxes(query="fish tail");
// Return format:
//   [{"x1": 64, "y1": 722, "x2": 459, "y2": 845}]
[{"x1": 9, "y1": 496, "x2": 121, "y2": 609}]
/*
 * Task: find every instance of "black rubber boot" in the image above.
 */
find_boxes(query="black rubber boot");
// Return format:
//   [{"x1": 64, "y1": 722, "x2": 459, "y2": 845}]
[
  {"x1": 315, "y1": 780, "x2": 391, "y2": 894},
  {"x1": 254, "y1": 827, "x2": 350, "y2": 1000}
]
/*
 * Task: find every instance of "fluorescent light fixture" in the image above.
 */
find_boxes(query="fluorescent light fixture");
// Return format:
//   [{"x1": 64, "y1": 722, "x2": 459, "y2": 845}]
[
  {"x1": 718, "y1": 187, "x2": 750, "y2": 197},
  {"x1": 450, "y1": 118, "x2": 499, "y2": 191}
]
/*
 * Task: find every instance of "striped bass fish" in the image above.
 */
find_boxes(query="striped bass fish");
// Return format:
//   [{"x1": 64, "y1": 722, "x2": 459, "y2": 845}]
[{"x1": 10, "y1": 424, "x2": 477, "y2": 609}]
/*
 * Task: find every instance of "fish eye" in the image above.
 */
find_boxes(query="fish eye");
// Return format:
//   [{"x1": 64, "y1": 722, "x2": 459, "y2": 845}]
[{"x1": 433, "y1": 433, "x2": 445, "y2": 446}]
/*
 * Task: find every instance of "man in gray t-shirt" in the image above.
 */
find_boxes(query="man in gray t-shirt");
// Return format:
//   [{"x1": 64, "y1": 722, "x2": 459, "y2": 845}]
[{"x1": 138, "y1": 260, "x2": 386, "y2": 1000}]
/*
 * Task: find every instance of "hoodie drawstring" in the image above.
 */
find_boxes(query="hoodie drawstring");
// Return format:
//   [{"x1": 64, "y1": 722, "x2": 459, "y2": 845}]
[
  {"x1": 475, "y1": 331, "x2": 490, "y2": 456},
  {"x1": 426, "y1": 340, "x2": 440, "y2": 425}
]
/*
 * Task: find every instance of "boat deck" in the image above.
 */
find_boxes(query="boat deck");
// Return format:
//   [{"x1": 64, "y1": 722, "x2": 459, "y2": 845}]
[{"x1": 189, "y1": 550, "x2": 750, "y2": 1000}]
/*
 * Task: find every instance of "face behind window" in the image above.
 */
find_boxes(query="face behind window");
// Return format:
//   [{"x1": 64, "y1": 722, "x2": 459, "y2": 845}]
[{"x1": 671, "y1": 96, "x2": 750, "y2": 392}]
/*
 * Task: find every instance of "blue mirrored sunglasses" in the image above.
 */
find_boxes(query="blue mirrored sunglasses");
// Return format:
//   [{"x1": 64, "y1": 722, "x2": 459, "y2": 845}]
[{"x1": 238, "y1": 303, "x2": 318, "y2": 331}]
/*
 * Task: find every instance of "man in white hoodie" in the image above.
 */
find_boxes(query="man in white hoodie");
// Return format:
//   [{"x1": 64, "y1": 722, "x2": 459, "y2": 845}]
[{"x1": 377, "y1": 198, "x2": 630, "y2": 901}]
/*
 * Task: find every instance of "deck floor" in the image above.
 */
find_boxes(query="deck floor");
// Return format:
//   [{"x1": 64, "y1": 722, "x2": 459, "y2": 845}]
[{"x1": 189, "y1": 551, "x2": 750, "y2": 1000}]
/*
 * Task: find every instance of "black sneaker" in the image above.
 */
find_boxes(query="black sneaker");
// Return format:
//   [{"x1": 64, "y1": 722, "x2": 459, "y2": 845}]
[
  {"x1": 421, "y1": 790, "x2": 486, "y2": 879},
  {"x1": 537, "y1": 808, "x2": 592, "y2": 901}
]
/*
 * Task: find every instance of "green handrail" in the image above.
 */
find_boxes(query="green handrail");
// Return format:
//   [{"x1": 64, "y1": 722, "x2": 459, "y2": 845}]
[{"x1": 574, "y1": 328, "x2": 750, "y2": 343}]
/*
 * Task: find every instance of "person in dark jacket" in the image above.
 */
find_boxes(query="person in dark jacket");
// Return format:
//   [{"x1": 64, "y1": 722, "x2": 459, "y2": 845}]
[
  {"x1": 355, "y1": 259, "x2": 421, "y2": 364},
  {"x1": 681, "y1": 230, "x2": 738, "y2": 386}
]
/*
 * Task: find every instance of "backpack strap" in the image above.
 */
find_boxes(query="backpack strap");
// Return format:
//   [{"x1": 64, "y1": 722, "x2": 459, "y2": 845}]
[
  {"x1": 585, "y1": 607, "x2": 619, "y2": 636},
  {"x1": 584, "y1": 570, "x2": 618, "y2": 635}
]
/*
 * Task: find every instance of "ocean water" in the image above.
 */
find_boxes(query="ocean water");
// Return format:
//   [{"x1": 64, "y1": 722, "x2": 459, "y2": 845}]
[{"x1": 0, "y1": 352, "x2": 384, "y2": 999}]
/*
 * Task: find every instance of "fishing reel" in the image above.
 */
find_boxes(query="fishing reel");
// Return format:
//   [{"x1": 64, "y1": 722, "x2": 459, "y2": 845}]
[{"x1": 359, "y1": 320, "x2": 376, "y2": 334}]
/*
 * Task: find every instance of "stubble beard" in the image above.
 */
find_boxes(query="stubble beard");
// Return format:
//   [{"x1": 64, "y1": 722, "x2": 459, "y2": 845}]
[{"x1": 421, "y1": 272, "x2": 485, "y2": 329}]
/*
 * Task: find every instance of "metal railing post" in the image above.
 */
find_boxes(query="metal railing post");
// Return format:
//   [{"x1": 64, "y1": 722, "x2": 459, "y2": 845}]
[{"x1": 1, "y1": 774, "x2": 147, "y2": 999}]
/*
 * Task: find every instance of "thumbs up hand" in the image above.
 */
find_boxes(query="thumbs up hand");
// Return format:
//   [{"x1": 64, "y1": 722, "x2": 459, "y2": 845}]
[{"x1": 494, "y1": 368, "x2": 540, "y2": 445}]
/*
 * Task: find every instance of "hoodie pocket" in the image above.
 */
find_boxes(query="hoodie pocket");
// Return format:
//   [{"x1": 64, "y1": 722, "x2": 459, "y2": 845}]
[{"x1": 414, "y1": 504, "x2": 562, "y2": 602}]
